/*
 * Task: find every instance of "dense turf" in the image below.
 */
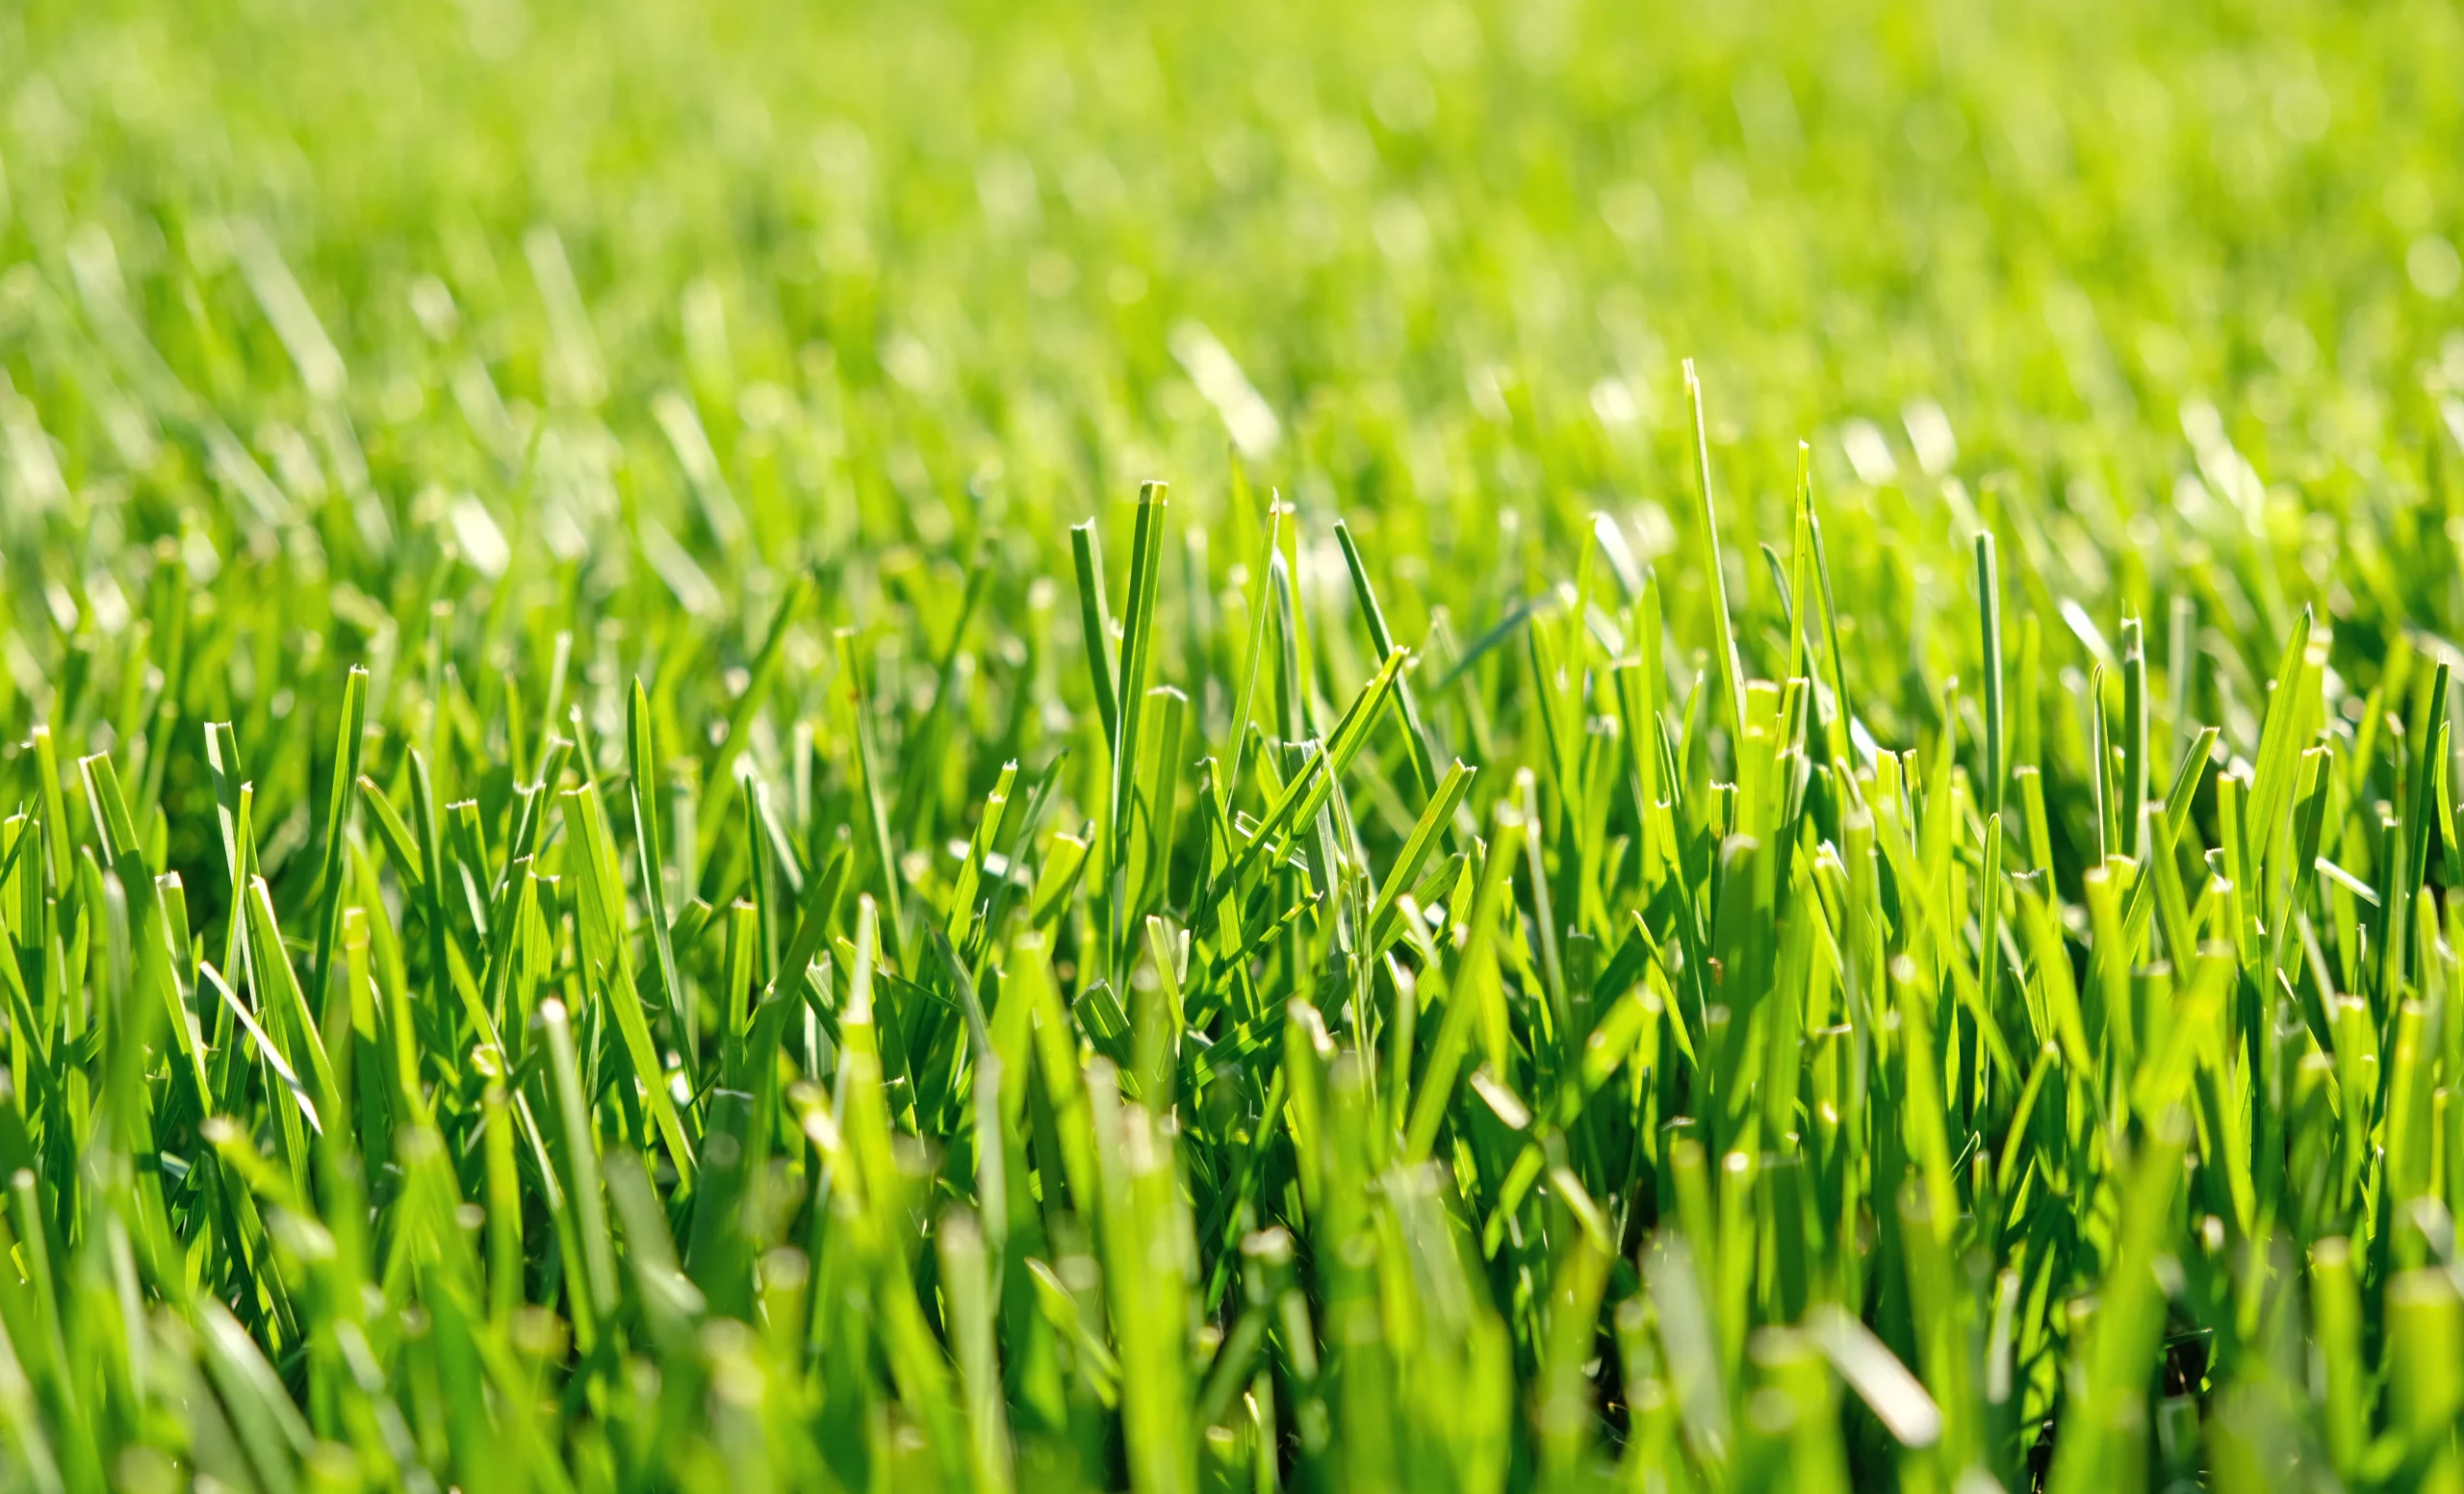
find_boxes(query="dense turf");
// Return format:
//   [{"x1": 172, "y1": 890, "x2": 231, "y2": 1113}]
[{"x1": 5, "y1": 0, "x2": 2464, "y2": 1488}]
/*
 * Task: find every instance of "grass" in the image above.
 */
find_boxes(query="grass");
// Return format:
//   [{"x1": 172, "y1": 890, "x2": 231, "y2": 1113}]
[{"x1": 3, "y1": 0, "x2": 2464, "y2": 1487}]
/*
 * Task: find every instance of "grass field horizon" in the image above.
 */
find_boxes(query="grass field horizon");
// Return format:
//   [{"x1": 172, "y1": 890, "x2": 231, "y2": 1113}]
[{"x1": 4, "y1": 0, "x2": 2464, "y2": 1488}]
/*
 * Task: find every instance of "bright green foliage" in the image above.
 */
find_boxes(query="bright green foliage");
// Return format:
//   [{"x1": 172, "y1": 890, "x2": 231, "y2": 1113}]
[{"x1": 5, "y1": 0, "x2": 2464, "y2": 1489}]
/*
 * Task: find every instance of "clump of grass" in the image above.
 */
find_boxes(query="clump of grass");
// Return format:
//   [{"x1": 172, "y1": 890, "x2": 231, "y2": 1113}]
[{"x1": 6, "y1": 0, "x2": 2464, "y2": 1489}]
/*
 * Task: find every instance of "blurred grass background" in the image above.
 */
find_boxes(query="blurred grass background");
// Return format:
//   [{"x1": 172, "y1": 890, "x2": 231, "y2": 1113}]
[{"x1": 10, "y1": 0, "x2": 2461, "y2": 615}]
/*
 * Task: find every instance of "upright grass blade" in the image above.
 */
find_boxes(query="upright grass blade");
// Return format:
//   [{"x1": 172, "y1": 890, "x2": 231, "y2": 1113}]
[
  {"x1": 1335, "y1": 518, "x2": 1440, "y2": 797},
  {"x1": 2120, "y1": 616, "x2": 2148, "y2": 863},
  {"x1": 309, "y1": 666, "x2": 369, "y2": 1007},
  {"x1": 837, "y1": 628, "x2": 907, "y2": 945},
  {"x1": 540, "y1": 995, "x2": 618, "y2": 1337},
  {"x1": 1073, "y1": 518, "x2": 1121, "y2": 757},
  {"x1": 1683, "y1": 361, "x2": 1751, "y2": 747},
  {"x1": 1108, "y1": 482, "x2": 1170, "y2": 967},
  {"x1": 628, "y1": 680, "x2": 688, "y2": 1057},
  {"x1": 561, "y1": 784, "x2": 698, "y2": 1184},
  {"x1": 1976, "y1": 531, "x2": 2005, "y2": 822}
]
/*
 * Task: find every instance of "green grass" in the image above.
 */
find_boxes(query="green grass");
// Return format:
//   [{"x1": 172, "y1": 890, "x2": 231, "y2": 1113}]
[{"x1": 3, "y1": 0, "x2": 2464, "y2": 1488}]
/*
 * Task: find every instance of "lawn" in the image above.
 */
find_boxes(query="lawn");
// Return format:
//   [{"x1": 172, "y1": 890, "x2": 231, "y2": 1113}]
[{"x1": 2, "y1": 0, "x2": 2464, "y2": 1488}]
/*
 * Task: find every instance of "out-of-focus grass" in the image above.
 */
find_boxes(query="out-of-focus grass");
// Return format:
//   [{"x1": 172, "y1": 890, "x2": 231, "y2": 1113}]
[{"x1": 2, "y1": 0, "x2": 2464, "y2": 1488}]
